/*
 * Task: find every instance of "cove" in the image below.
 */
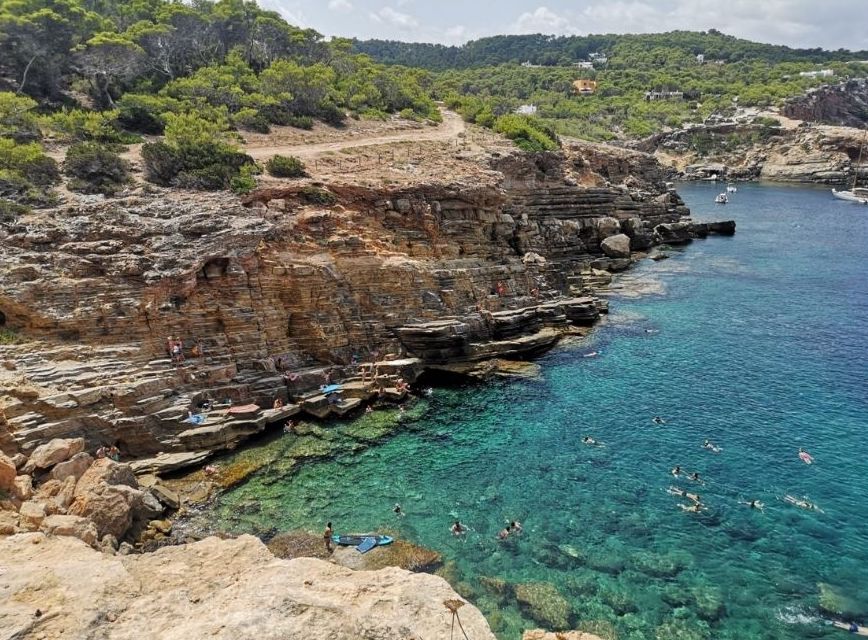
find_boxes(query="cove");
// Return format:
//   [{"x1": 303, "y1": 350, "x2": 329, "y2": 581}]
[{"x1": 181, "y1": 182, "x2": 868, "y2": 640}]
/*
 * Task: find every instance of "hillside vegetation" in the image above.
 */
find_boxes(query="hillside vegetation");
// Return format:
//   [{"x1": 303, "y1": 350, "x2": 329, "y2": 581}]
[
  {"x1": 0, "y1": 0, "x2": 440, "y2": 209},
  {"x1": 357, "y1": 31, "x2": 868, "y2": 141}
]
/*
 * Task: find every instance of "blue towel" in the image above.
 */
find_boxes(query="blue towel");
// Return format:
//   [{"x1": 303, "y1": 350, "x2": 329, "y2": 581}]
[{"x1": 183, "y1": 414, "x2": 205, "y2": 425}]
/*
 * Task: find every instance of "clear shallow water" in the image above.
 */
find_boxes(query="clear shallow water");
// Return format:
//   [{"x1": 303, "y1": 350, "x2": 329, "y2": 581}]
[{"x1": 186, "y1": 182, "x2": 868, "y2": 639}]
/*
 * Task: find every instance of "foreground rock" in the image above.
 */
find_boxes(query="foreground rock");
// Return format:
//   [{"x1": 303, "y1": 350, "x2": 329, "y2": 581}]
[{"x1": 0, "y1": 533, "x2": 496, "y2": 640}]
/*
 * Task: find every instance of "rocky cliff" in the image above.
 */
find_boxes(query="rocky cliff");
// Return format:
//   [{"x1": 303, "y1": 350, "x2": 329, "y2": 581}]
[
  {"x1": 0, "y1": 532, "x2": 497, "y2": 640},
  {"x1": 782, "y1": 79, "x2": 868, "y2": 129},
  {"x1": 0, "y1": 141, "x2": 729, "y2": 471}
]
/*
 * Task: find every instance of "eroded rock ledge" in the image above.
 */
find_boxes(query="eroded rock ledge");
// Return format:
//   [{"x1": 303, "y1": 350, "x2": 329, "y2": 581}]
[
  {"x1": 0, "y1": 142, "x2": 733, "y2": 470},
  {"x1": 0, "y1": 532, "x2": 497, "y2": 640}
]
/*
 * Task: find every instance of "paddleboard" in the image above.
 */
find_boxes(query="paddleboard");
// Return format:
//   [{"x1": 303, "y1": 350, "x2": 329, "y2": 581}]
[
  {"x1": 332, "y1": 534, "x2": 394, "y2": 547},
  {"x1": 833, "y1": 621, "x2": 868, "y2": 636}
]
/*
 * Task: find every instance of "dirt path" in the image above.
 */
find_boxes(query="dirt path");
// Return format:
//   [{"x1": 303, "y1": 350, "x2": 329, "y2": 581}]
[{"x1": 243, "y1": 109, "x2": 467, "y2": 160}]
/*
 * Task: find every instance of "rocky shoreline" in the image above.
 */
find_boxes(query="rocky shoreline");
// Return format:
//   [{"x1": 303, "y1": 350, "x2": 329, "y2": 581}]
[{"x1": 1, "y1": 141, "x2": 734, "y2": 639}]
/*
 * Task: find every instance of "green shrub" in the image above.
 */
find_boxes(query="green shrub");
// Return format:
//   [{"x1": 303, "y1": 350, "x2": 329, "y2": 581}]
[
  {"x1": 493, "y1": 114, "x2": 559, "y2": 152},
  {"x1": 230, "y1": 163, "x2": 259, "y2": 194},
  {"x1": 0, "y1": 329, "x2": 21, "y2": 345},
  {"x1": 143, "y1": 141, "x2": 253, "y2": 190},
  {"x1": 0, "y1": 138, "x2": 60, "y2": 206},
  {"x1": 41, "y1": 109, "x2": 137, "y2": 144},
  {"x1": 0, "y1": 199, "x2": 31, "y2": 222},
  {"x1": 0, "y1": 93, "x2": 41, "y2": 142},
  {"x1": 299, "y1": 186, "x2": 336, "y2": 205},
  {"x1": 265, "y1": 155, "x2": 307, "y2": 178},
  {"x1": 116, "y1": 94, "x2": 181, "y2": 135},
  {"x1": 233, "y1": 108, "x2": 270, "y2": 133},
  {"x1": 64, "y1": 142, "x2": 131, "y2": 195}
]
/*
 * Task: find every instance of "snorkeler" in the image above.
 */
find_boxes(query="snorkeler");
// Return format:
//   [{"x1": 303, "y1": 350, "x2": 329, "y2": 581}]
[
  {"x1": 741, "y1": 499, "x2": 765, "y2": 511},
  {"x1": 783, "y1": 495, "x2": 821, "y2": 512},
  {"x1": 652, "y1": 416, "x2": 666, "y2": 425}
]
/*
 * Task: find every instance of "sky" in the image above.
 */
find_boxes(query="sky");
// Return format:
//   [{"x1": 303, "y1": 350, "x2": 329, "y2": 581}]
[{"x1": 258, "y1": 0, "x2": 868, "y2": 51}]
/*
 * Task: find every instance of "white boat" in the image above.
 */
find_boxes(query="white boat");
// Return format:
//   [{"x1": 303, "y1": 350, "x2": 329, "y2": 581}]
[
  {"x1": 832, "y1": 132, "x2": 867, "y2": 204},
  {"x1": 714, "y1": 193, "x2": 728, "y2": 204},
  {"x1": 726, "y1": 184, "x2": 737, "y2": 193},
  {"x1": 832, "y1": 188, "x2": 868, "y2": 204}
]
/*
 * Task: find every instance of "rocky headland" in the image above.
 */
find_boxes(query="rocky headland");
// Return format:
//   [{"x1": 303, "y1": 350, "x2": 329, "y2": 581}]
[
  {"x1": 1, "y1": 137, "x2": 731, "y2": 638},
  {"x1": 643, "y1": 82, "x2": 868, "y2": 185}
]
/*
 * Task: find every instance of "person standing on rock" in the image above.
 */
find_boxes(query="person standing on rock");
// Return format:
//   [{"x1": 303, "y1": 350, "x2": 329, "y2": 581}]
[{"x1": 323, "y1": 522, "x2": 333, "y2": 552}]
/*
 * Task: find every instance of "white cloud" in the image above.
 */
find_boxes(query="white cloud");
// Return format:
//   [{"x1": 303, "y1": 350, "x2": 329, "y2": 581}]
[
  {"x1": 327, "y1": 0, "x2": 353, "y2": 12},
  {"x1": 513, "y1": 6, "x2": 580, "y2": 35},
  {"x1": 369, "y1": 6, "x2": 419, "y2": 28}
]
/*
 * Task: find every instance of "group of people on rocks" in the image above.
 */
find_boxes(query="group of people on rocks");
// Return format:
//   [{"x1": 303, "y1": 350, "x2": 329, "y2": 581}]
[
  {"x1": 166, "y1": 336, "x2": 203, "y2": 365},
  {"x1": 95, "y1": 444, "x2": 120, "y2": 462}
]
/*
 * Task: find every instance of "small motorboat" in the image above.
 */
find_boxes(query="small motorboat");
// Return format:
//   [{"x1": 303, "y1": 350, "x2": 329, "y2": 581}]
[
  {"x1": 332, "y1": 533, "x2": 394, "y2": 553},
  {"x1": 726, "y1": 183, "x2": 737, "y2": 193},
  {"x1": 714, "y1": 193, "x2": 728, "y2": 204}
]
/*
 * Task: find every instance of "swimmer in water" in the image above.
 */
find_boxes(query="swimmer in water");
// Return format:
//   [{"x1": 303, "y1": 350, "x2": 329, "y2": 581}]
[
  {"x1": 689, "y1": 471, "x2": 702, "y2": 483},
  {"x1": 668, "y1": 486, "x2": 700, "y2": 503},
  {"x1": 703, "y1": 439, "x2": 721, "y2": 453},
  {"x1": 393, "y1": 503, "x2": 405, "y2": 517},
  {"x1": 584, "y1": 351, "x2": 598, "y2": 358},
  {"x1": 742, "y1": 499, "x2": 765, "y2": 511},
  {"x1": 451, "y1": 520, "x2": 466, "y2": 536},
  {"x1": 671, "y1": 465, "x2": 682, "y2": 477},
  {"x1": 497, "y1": 526, "x2": 510, "y2": 540},
  {"x1": 652, "y1": 416, "x2": 666, "y2": 425},
  {"x1": 784, "y1": 495, "x2": 821, "y2": 512},
  {"x1": 679, "y1": 502, "x2": 705, "y2": 513},
  {"x1": 582, "y1": 436, "x2": 602, "y2": 446},
  {"x1": 511, "y1": 520, "x2": 523, "y2": 534}
]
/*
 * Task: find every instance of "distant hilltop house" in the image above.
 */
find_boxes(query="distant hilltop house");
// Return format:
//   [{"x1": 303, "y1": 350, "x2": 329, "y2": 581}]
[
  {"x1": 521, "y1": 61, "x2": 542, "y2": 68},
  {"x1": 588, "y1": 52, "x2": 608, "y2": 64},
  {"x1": 696, "y1": 54, "x2": 705, "y2": 64},
  {"x1": 573, "y1": 61, "x2": 595, "y2": 70},
  {"x1": 799, "y1": 69, "x2": 835, "y2": 78},
  {"x1": 573, "y1": 79, "x2": 597, "y2": 95},
  {"x1": 645, "y1": 90, "x2": 684, "y2": 101},
  {"x1": 515, "y1": 104, "x2": 538, "y2": 115}
]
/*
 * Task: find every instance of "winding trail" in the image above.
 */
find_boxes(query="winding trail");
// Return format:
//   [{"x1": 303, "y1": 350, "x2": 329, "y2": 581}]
[{"x1": 242, "y1": 109, "x2": 467, "y2": 160}]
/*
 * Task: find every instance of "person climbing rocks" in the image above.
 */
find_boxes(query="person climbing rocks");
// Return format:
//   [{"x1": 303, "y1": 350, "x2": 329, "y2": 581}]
[
  {"x1": 273, "y1": 397, "x2": 284, "y2": 409},
  {"x1": 324, "y1": 522, "x2": 334, "y2": 552}
]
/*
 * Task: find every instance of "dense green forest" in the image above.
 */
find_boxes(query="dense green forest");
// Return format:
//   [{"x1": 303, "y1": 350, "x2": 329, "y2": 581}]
[
  {"x1": 354, "y1": 31, "x2": 868, "y2": 71},
  {"x1": 357, "y1": 31, "x2": 868, "y2": 142},
  {"x1": 0, "y1": 0, "x2": 440, "y2": 210}
]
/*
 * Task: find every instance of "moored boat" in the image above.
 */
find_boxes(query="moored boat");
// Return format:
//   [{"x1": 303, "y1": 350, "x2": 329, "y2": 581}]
[
  {"x1": 832, "y1": 188, "x2": 868, "y2": 204},
  {"x1": 715, "y1": 193, "x2": 728, "y2": 204}
]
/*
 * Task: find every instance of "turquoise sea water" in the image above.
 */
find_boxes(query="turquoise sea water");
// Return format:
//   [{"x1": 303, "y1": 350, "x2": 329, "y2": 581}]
[{"x1": 186, "y1": 182, "x2": 868, "y2": 639}]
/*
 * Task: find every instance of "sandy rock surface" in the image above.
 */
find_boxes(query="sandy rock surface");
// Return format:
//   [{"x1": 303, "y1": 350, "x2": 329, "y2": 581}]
[{"x1": 0, "y1": 533, "x2": 496, "y2": 640}]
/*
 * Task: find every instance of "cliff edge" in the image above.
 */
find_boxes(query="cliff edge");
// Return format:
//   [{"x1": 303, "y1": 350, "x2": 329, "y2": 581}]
[{"x1": 0, "y1": 532, "x2": 496, "y2": 640}]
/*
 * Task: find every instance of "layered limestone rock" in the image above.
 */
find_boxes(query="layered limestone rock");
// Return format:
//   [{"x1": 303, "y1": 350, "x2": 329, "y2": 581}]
[
  {"x1": 0, "y1": 142, "x2": 729, "y2": 467},
  {"x1": 0, "y1": 533, "x2": 496, "y2": 640}
]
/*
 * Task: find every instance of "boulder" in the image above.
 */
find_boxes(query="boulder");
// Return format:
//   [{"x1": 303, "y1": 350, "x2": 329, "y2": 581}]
[
  {"x1": 18, "y1": 500, "x2": 47, "y2": 531},
  {"x1": 74, "y1": 458, "x2": 137, "y2": 498},
  {"x1": 50, "y1": 452, "x2": 94, "y2": 483},
  {"x1": 0, "y1": 509, "x2": 19, "y2": 534},
  {"x1": 150, "y1": 483, "x2": 181, "y2": 510},
  {"x1": 654, "y1": 222, "x2": 693, "y2": 245},
  {"x1": 68, "y1": 484, "x2": 134, "y2": 539},
  {"x1": 40, "y1": 514, "x2": 98, "y2": 547},
  {"x1": 600, "y1": 234, "x2": 631, "y2": 259},
  {"x1": 595, "y1": 217, "x2": 621, "y2": 238},
  {"x1": 52, "y1": 475, "x2": 78, "y2": 513},
  {"x1": 0, "y1": 452, "x2": 16, "y2": 492},
  {"x1": 11, "y1": 475, "x2": 33, "y2": 502},
  {"x1": 514, "y1": 582, "x2": 573, "y2": 630},
  {"x1": 22, "y1": 438, "x2": 86, "y2": 474}
]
